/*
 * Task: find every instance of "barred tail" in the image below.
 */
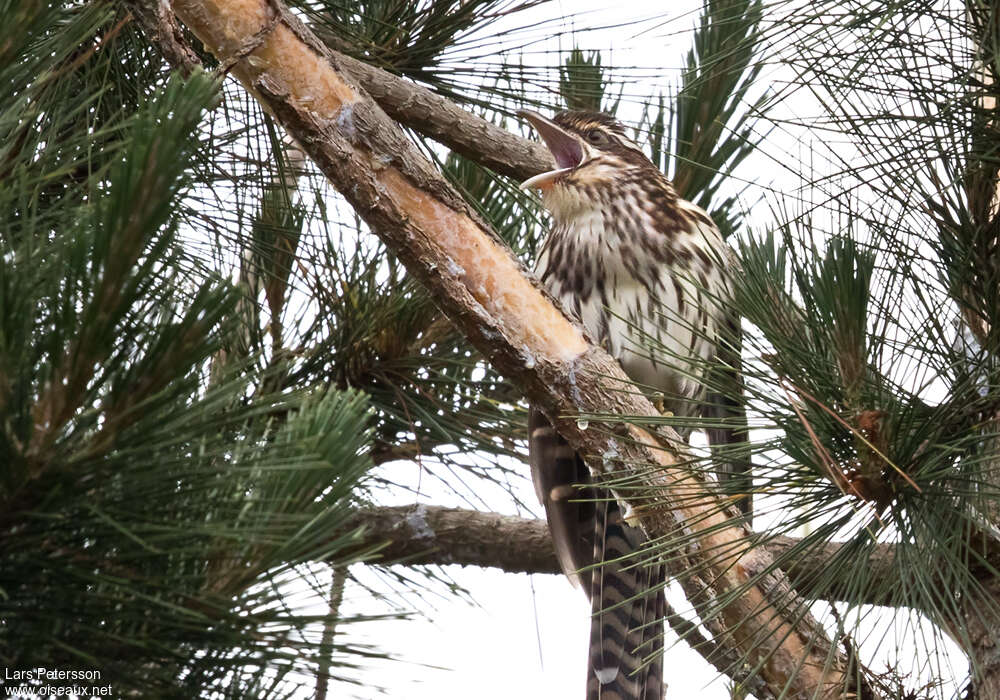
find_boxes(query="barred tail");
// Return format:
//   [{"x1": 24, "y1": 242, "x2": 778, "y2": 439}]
[
  {"x1": 528, "y1": 407, "x2": 664, "y2": 700},
  {"x1": 586, "y1": 496, "x2": 664, "y2": 700}
]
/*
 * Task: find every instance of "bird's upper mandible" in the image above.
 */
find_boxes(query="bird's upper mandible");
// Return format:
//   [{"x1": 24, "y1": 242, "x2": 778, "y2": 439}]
[
  {"x1": 517, "y1": 110, "x2": 655, "y2": 181},
  {"x1": 517, "y1": 109, "x2": 678, "y2": 219}
]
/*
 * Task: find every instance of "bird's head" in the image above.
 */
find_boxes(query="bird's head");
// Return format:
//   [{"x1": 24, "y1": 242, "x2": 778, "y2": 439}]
[{"x1": 518, "y1": 110, "x2": 661, "y2": 217}]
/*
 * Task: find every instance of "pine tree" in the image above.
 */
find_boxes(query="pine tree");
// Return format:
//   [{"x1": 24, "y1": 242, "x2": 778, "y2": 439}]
[{"x1": 5, "y1": 0, "x2": 1000, "y2": 698}]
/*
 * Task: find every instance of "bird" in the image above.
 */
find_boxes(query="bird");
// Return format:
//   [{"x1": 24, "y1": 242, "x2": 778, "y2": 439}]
[{"x1": 518, "y1": 109, "x2": 750, "y2": 700}]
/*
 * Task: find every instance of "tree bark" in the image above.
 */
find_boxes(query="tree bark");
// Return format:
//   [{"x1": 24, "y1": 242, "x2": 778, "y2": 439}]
[
  {"x1": 163, "y1": 1, "x2": 874, "y2": 696},
  {"x1": 340, "y1": 504, "x2": 1000, "y2": 616},
  {"x1": 324, "y1": 48, "x2": 555, "y2": 182},
  {"x1": 963, "y1": 577, "x2": 1000, "y2": 698},
  {"x1": 339, "y1": 505, "x2": 899, "y2": 598}
]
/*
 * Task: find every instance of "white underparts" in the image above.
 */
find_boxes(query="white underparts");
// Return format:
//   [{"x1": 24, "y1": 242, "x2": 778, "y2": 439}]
[{"x1": 533, "y1": 199, "x2": 726, "y2": 415}]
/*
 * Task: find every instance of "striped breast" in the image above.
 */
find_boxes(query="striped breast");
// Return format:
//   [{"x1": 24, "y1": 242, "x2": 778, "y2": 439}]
[{"x1": 534, "y1": 194, "x2": 729, "y2": 416}]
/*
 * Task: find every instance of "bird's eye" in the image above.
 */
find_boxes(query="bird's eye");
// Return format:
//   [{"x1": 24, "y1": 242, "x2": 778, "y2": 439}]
[{"x1": 587, "y1": 130, "x2": 605, "y2": 144}]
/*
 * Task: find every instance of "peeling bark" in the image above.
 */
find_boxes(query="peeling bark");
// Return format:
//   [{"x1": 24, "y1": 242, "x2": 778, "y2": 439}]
[{"x1": 164, "y1": 1, "x2": 873, "y2": 696}]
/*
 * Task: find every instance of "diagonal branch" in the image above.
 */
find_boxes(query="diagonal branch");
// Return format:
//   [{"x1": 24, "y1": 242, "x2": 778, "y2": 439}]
[
  {"x1": 131, "y1": 0, "x2": 553, "y2": 181},
  {"x1": 327, "y1": 50, "x2": 554, "y2": 182},
  {"x1": 161, "y1": 1, "x2": 875, "y2": 697}
]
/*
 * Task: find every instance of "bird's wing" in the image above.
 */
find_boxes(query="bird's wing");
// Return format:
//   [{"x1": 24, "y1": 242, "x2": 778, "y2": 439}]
[
  {"x1": 703, "y1": 306, "x2": 753, "y2": 517},
  {"x1": 528, "y1": 406, "x2": 594, "y2": 586}
]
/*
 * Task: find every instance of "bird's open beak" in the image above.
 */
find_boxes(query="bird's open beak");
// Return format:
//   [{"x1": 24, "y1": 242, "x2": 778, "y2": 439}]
[{"x1": 517, "y1": 110, "x2": 584, "y2": 191}]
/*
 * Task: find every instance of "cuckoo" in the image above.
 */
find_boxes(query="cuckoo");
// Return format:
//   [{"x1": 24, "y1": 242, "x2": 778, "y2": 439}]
[{"x1": 519, "y1": 109, "x2": 749, "y2": 700}]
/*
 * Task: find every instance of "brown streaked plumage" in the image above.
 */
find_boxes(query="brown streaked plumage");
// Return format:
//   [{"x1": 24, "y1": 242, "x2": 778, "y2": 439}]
[{"x1": 520, "y1": 109, "x2": 750, "y2": 700}]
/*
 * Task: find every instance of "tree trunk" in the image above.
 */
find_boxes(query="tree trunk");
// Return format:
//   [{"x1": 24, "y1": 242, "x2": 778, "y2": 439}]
[{"x1": 960, "y1": 578, "x2": 1000, "y2": 698}]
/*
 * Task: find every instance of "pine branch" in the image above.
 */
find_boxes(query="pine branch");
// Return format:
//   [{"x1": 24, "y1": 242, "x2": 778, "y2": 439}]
[
  {"x1": 0, "y1": 28, "x2": 388, "y2": 685},
  {"x1": 125, "y1": 0, "x2": 201, "y2": 76},
  {"x1": 336, "y1": 504, "x2": 1000, "y2": 618},
  {"x1": 342, "y1": 505, "x2": 556, "y2": 574},
  {"x1": 131, "y1": 1, "x2": 552, "y2": 181},
  {"x1": 161, "y1": 2, "x2": 874, "y2": 696},
  {"x1": 334, "y1": 49, "x2": 553, "y2": 182},
  {"x1": 339, "y1": 505, "x2": 887, "y2": 596}
]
